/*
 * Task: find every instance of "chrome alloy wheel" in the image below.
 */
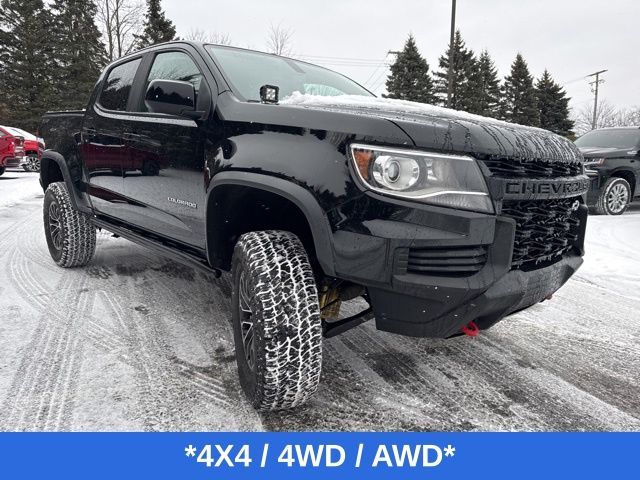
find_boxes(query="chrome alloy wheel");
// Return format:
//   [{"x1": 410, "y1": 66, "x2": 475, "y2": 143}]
[
  {"x1": 238, "y1": 271, "x2": 255, "y2": 370},
  {"x1": 48, "y1": 202, "x2": 63, "y2": 250},
  {"x1": 27, "y1": 156, "x2": 40, "y2": 172},
  {"x1": 607, "y1": 183, "x2": 629, "y2": 214}
]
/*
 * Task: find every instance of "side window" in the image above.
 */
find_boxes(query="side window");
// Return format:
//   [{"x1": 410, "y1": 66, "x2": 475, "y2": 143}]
[
  {"x1": 140, "y1": 51, "x2": 203, "y2": 112},
  {"x1": 99, "y1": 58, "x2": 141, "y2": 111}
]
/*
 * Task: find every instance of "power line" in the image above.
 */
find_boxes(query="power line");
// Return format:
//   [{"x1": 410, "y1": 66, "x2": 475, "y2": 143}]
[
  {"x1": 369, "y1": 66, "x2": 391, "y2": 93},
  {"x1": 362, "y1": 53, "x2": 391, "y2": 89}
]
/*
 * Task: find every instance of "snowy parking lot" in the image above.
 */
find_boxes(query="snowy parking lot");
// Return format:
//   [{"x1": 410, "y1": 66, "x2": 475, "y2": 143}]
[{"x1": 0, "y1": 170, "x2": 639, "y2": 431}]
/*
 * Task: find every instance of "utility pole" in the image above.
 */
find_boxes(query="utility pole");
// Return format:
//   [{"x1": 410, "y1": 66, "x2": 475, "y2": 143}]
[
  {"x1": 587, "y1": 69, "x2": 607, "y2": 130},
  {"x1": 446, "y1": 0, "x2": 457, "y2": 107}
]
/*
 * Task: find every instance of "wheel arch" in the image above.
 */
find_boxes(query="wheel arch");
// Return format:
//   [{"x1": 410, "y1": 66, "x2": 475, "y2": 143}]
[
  {"x1": 40, "y1": 151, "x2": 92, "y2": 213},
  {"x1": 205, "y1": 172, "x2": 335, "y2": 276},
  {"x1": 609, "y1": 169, "x2": 636, "y2": 197}
]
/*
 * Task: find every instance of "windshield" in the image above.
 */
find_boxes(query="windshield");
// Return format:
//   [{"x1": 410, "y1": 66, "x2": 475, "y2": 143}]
[
  {"x1": 575, "y1": 129, "x2": 640, "y2": 149},
  {"x1": 205, "y1": 45, "x2": 373, "y2": 102}
]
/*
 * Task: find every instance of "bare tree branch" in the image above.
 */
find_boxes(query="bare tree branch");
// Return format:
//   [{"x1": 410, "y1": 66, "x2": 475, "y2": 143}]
[
  {"x1": 95, "y1": 0, "x2": 145, "y2": 61},
  {"x1": 573, "y1": 100, "x2": 640, "y2": 136},
  {"x1": 184, "y1": 28, "x2": 232, "y2": 45},
  {"x1": 265, "y1": 22, "x2": 293, "y2": 56}
]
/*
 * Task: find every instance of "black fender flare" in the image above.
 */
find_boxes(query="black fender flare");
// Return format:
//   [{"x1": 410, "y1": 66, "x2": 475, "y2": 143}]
[
  {"x1": 40, "y1": 150, "x2": 92, "y2": 214},
  {"x1": 206, "y1": 171, "x2": 336, "y2": 276}
]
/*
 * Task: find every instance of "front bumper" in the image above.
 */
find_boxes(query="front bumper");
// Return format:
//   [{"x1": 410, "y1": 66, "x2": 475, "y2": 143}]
[
  {"x1": 330, "y1": 194, "x2": 587, "y2": 338},
  {"x1": 369, "y1": 253, "x2": 582, "y2": 338},
  {"x1": 585, "y1": 169, "x2": 603, "y2": 204},
  {"x1": 3, "y1": 157, "x2": 23, "y2": 168}
]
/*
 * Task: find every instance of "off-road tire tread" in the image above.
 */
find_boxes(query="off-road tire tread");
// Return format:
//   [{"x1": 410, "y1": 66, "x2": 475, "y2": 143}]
[
  {"x1": 232, "y1": 230, "x2": 322, "y2": 411},
  {"x1": 44, "y1": 182, "x2": 96, "y2": 267}
]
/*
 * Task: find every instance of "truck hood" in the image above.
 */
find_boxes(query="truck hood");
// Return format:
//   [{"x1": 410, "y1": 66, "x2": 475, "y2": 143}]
[
  {"x1": 281, "y1": 93, "x2": 582, "y2": 163},
  {"x1": 578, "y1": 146, "x2": 634, "y2": 158}
]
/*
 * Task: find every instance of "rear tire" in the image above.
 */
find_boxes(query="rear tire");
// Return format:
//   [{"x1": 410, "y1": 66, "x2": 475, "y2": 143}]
[
  {"x1": 594, "y1": 177, "x2": 631, "y2": 215},
  {"x1": 43, "y1": 182, "x2": 96, "y2": 267},
  {"x1": 231, "y1": 230, "x2": 322, "y2": 410},
  {"x1": 0, "y1": 166, "x2": 5, "y2": 176}
]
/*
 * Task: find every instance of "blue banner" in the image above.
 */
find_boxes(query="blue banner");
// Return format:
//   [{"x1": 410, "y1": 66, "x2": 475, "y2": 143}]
[{"x1": 0, "y1": 432, "x2": 637, "y2": 479}]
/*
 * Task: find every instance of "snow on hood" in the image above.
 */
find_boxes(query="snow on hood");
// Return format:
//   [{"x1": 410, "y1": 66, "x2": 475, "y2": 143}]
[
  {"x1": 280, "y1": 92, "x2": 543, "y2": 131},
  {"x1": 280, "y1": 93, "x2": 582, "y2": 163}
]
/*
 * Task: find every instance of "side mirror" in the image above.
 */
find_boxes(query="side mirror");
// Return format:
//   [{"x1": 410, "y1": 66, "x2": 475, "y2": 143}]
[{"x1": 145, "y1": 79, "x2": 196, "y2": 117}]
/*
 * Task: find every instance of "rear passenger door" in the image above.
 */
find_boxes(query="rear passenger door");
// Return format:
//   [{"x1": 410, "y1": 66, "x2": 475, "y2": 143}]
[
  {"x1": 120, "y1": 48, "x2": 212, "y2": 248},
  {"x1": 82, "y1": 56, "x2": 142, "y2": 217}
]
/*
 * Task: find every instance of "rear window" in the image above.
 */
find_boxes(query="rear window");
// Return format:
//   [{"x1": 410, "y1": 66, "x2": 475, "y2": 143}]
[{"x1": 99, "y1": 58, "x2": 141, "y2": 111}]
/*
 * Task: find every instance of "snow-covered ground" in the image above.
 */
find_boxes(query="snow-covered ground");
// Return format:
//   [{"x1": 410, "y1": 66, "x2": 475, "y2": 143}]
[
  {"x1": 0, "y1": 170, "x2": 42, "y2": 208},
  {"x1": 0, "y1": 171, "x2": 639, "y2": 431}
]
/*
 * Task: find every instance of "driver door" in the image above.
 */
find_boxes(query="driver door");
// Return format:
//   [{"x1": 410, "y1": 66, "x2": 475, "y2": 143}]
[{"x1": 119, "y1": 49, "x2": 212, "y2": 248}]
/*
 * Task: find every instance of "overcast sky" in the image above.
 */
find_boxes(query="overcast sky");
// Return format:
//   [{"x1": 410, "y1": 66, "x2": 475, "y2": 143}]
[{"x1": 164, "y1": 0, "x2": 639, "y2": 113}]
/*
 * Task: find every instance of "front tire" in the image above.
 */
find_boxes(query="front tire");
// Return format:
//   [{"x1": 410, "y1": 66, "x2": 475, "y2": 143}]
[
  {"x1": 26, "y1": 155, "x2": 40, "y2": 172},
  {"x1": 231, "y1": 230, "x2": 322, "y2": 411},
  {"x1": 43, "y1": 182, "x2": 96, "y2": 267},
  {"x1": 595, "y1": 177, "x2": 631, "y2": 215}
]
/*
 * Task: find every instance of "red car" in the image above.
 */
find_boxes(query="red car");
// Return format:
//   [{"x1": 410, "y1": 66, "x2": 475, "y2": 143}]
[
  {"x1": 1, "y1": 126, "x2": 45, "y2": 172},
  {"x1": 0, "y1": 126, "x2": 25, "y2": 176}
]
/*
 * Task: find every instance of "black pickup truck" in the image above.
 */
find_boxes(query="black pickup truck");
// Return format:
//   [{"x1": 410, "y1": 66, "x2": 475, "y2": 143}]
[
  {"x1": 575, "y1": 126, "x2": 640, "y2": 215},
  {"x1": 39, "y1": 41, "x2": 588, "y2": 410}
]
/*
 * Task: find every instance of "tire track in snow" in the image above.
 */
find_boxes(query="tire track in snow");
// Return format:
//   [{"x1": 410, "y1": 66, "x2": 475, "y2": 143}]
[
  {"x1": 74, "y1": 247, "x2": 261, "y2": 430},
  {"x1": 1, "y1": 247, "x2": 92, "y2": 430}
]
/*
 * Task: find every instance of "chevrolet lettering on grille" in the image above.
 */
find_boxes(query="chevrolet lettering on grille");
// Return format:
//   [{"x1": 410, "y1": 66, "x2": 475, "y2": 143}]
[{"x1": 503, "y1": 177, "x2": 590, "y2": 200}]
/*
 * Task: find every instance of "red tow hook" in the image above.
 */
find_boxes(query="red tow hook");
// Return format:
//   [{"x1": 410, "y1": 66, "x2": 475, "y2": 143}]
[{"x1": 461, "y1": 321, "x2": 480, "y2": 337}]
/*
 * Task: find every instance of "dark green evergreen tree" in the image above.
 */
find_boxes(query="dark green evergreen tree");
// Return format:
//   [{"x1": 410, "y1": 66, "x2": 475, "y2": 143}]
[
  {"x1": 50, "y1": 0, "x2": 106, "y2": 110},
  {"x1": 535, "y1": 69, "x2": 574, "y2": 137},
  {"x1": 136, "y1": 0, "x2": 177, "y2": 49},
  {"x1": 0, "y1": 0, "x2": 56, "y2": 130},
  {"x1": 500, "y1": 53, "x2": 540, "y2": 126},
  {"x1": 472, "y1": 50, "x2": 501, "y2": 117},
  {"x1": 434, "y1": 30, "x2": 478, "y2": 111},
  {"x1": 384, "y1": 34, "x2": 436, "y2": 104}
]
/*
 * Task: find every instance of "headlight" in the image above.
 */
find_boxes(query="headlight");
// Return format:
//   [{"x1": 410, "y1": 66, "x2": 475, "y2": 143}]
[
  {"x1": 583, "y1": 158, "x2": 605, "y2": 168},
  {"x1": 350, "y1": 144, "x2": 494, "y2": 213}
]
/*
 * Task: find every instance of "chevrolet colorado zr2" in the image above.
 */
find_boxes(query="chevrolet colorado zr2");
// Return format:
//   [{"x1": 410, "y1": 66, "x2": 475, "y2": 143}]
[{"x1": 39, "y1": 42, "x2": 589, "y2": 410}]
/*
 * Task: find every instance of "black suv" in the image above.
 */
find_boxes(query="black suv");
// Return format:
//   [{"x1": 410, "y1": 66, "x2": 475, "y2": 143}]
[
  {"x1": 575, "y1": 126, "x2": 640, "y2": 215},
  {"x1": 39, "y1": 42, "x2": 588, "y2": 410}
]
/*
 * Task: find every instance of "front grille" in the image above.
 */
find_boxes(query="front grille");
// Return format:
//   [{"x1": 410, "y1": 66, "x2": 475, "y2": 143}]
[
  {"x1": 406, "y1": 246, "x2": 488, "y2": 276},
  {"x1": 482, "y1": 158, "x2": 582, "y2": 178},
  {"x1": 502, "y1": 197, "x2": 581, "y2": 270}
]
